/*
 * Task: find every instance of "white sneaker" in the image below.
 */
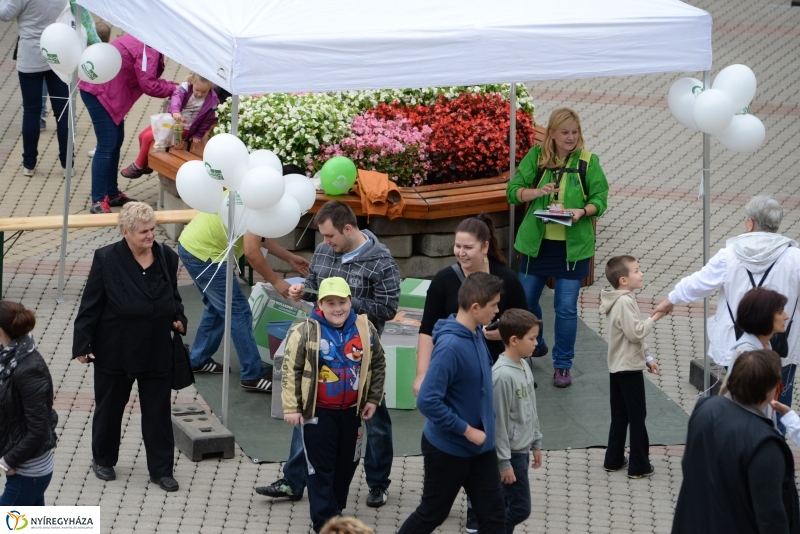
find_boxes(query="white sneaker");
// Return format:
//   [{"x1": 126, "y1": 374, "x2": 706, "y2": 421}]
[
  {"x1": 23, "y1": 167, "x2": 34, "y2": 177},
  {"x1": 88, "y1": 148, "x2": 96, "y2": 158}
]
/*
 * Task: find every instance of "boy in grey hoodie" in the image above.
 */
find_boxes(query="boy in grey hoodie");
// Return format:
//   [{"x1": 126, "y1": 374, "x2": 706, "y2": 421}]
[
  {"x1": 599, "y1": 256, "x2": 662, "y2": 479},
  {"x1": 493, "y1": 309, "x2": 544, "y2": 533}
]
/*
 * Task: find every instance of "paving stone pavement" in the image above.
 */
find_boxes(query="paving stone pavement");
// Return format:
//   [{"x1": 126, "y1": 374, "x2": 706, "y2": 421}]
[{"x1": 0, "y1": 0, "x2": 799, "y2": 532}]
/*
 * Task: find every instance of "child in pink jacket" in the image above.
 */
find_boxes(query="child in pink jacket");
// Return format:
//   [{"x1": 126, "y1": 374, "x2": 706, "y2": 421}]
[{"x1": 120, "y1": 73, "x2": 219, "y2": 179}]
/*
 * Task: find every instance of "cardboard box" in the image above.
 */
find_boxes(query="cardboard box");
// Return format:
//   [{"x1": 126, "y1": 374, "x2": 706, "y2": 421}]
[
  {"x1": 248, "y1": 282, "x2": 310, "y2": 363},
  {"x1": 399, "y1": 278, "x2": 429, "y2": 310}
]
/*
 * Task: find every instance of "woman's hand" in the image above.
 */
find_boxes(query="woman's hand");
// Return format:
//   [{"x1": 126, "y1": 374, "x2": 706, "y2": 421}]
[
  {"x1": 412, "y1": 374, "x2": 425, "y2": 397},
  {"x1": 272, "y1": 279, "x2": 291, "y2": 298},
  {"x1": 482, "y1": 326, "x2": 502, "y2": 341},
  {"x1": 284, "y1": 413, "x2": 303, "y2": 425},
  {"x1": 362, "y1": 402, "x2": 377, "y2": 420},
  {"x1": 571, "y1": 208, "x2": 587, "y2": 222},
  {"x1": 173, "y1": 321, "x2": 185, "y2": 334},
  {"x1": 289, "y1": 255, "x2": 310, "y2": 277},
  {"x1": 77, "y1": 353, "x2": 95, "y2": 364},
  {"x1": 538, "y1": 183, "x2": 559, "y2": 197}
]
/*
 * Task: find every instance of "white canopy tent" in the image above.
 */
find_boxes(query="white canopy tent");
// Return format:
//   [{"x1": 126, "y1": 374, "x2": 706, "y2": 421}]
[{"x1": 70, "y1": 0, "x2": 714, "y2": 423}]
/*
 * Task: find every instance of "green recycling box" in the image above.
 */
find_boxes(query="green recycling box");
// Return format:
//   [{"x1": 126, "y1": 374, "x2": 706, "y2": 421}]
[
  {"x1": 399, "y1": 278, "x2": 429, "y2": 310},
  {"x1": 380, "y1": 315, "x2": 420, "y2": 410},
  {"x1": 249, "y1": 282, "x2": 310, "y2": 362}
]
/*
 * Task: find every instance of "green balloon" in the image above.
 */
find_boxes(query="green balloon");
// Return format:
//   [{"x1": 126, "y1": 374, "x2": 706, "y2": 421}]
[{"x1": 320, "y1": 156, "x2": 357, "y2": 195}]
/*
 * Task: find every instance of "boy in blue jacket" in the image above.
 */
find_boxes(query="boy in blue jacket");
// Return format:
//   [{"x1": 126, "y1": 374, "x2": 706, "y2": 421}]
[{"x1": 398, "y1": 271, "x2": 506, "y2": 534}]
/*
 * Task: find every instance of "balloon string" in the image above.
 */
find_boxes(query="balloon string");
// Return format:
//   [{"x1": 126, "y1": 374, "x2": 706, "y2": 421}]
[
  {"x1": 54, "y1": 83, "x2": 80, "y2": 123},
  {"x1": 296, "y1": 216, "x2": 313, "y2": 248},
  {"x1": 198, "y1": 229, "x2": 248, "y2": 293}
]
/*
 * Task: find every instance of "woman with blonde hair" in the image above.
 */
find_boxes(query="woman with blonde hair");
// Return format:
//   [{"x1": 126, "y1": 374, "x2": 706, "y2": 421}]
[
  {"x1": 73, "y1": 202, "x2": 186, "y2": 492},
  {"x1": 506, "y1": 108, "x2": 609, "y2": 388}
]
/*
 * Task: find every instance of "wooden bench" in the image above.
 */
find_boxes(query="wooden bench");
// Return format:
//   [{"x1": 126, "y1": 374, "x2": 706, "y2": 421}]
[{"x1": 0, "y1": 209, "x2": 198, "y2": 298}]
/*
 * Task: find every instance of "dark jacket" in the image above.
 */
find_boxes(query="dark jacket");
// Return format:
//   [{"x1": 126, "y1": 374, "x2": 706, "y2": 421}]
[
  {"x1": 672, "y1": 395, "x2": 800, "y2": 534},
  {"x1": 417, "y1": 315, "x2": 496, "y2": 458},
  {"x1": 0, "y1": 349, "x2": 58, "y2": 468},
  {"x1": 419, "y1": 260, "x2": 528, "y2": 360},
  {"x1": 72, "y1": 240, "x2": 187, "y2": 374}
]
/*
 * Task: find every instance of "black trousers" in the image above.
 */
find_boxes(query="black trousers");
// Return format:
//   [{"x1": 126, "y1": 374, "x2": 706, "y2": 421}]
[
  {"x1": 604, "y1": 371, "x2": 650, "y2": 475},
  {"x1": 302, "y1": 408, "x2": 362, "y2": 533},
  {"x1": 398, "y1": 435, "x2": 506, "y2": 534},
  {"x1": 92, "y1": 366, "x2": 174, "y2": 478}
]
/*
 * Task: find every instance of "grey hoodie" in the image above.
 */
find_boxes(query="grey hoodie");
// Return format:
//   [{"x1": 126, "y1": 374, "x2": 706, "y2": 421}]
[{"x1": 492, "y1": 355, "x2": 542, "y2": 471}]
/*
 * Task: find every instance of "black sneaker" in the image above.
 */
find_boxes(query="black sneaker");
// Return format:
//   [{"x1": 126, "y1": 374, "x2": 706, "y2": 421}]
[
  {"x1": 241, "y1": 376, "x2": 272, "y2": 393},
  {"x1": 107, "y1": 191, "x2": 137, "y2": 207},
  {"x1": 531, "y1": 344, "x2": 548, "y2": 358},
  {"x1": 628, "y1": 464, "x2": 656, "y2": 479},
  {"x1": 255, "y1": 478, "x2": 302, "y2": 500},
  {"x1": 604, "y1": 457, "x2": 629, "y2": 472},
  {"x1": 366, "y1": 486, "x2": 388, "y2": 508},
  {"x1": 466, "y1": 508, "x2": 478, "y2": 533},
  {"x1": 193, "y1": 359, "x2": 224, "y2": 374}
]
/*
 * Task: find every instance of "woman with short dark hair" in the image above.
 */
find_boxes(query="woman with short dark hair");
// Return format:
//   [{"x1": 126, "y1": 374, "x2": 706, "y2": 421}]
[
  {"x1": 0, "y1": 301, "x2": 57, "y2": 506},
  {"x1": 673, "y1": 349, "x2": 800, "y2": 534}
]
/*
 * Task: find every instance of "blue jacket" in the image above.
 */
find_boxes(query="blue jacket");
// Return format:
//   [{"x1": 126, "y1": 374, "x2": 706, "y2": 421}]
[{"x1": 417, "y1": 315, "x2": 496, "y2": 457}]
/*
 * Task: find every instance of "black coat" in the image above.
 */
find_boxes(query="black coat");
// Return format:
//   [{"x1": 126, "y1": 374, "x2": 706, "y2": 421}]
[
  {"x1": 672, "y1": 395, "x2": 800, "y2": 534},
  {"x1": 72, "y1": 240, "x2": 187, "y2": 375},
  {"x1": 0, "y1": 349, "x2": 58, "y2": 468}
]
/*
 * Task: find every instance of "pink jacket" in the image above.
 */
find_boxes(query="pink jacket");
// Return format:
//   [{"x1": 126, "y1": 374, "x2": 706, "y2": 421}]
[
  {"x1": 79, "y1": 35, "x2": 176, "y2": 125},
  {"x1": 168, "y1": 84, "x2": 220, "y2": 140}
]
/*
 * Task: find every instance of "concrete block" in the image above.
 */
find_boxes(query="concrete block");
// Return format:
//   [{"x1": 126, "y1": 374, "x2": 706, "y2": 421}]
[
  {"x1": 171, "y1": 404, "x2": 235, "y2": 461},
  {"x1": 394, "y1": 255, "x2": 454, "y2": 279},
  {"x1": 379, "y1": 235, "x2": 413, "y2": 258},
  {"x1": 272, "y1": 227, "x2": 314, "y2": 251},
  {"x1": 413, "y1": 226, "x2": 510, "y2": 257},
  {"x1": 157, "y1": 176, "x2": 190, "y2": 241},
  {"x1": 367, "y1": 210, "x2": 510, "y2": 236},
  {"x1": 688, "y1": 359, "x2": 723, "y2": 396}
]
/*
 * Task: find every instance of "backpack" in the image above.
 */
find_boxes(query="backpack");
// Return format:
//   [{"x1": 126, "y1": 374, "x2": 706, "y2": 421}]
[{"x1": 533, "y1": 149, "x2": 593, "y2": 201}]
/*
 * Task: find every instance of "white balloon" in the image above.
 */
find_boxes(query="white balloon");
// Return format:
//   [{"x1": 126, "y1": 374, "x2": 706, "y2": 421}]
[
  {"x1": 239, "y1": 166, "x2": 285, "y2": 210},
  {"x1": 716, "y1": 114, "x2": 766, "y2": 153},
  {"x1": 692, "y1": 89, "x2": 735, "y2": 135},
  {"x1": 176, "y1": 160, "x2": 223, "y2": 214},
  {"x1": 53, "y1": 69, "x2": 71, "y2": 85},
  {"x1": 203, "y1": 134, "x2": 250, "y2": 190},
  {"x1": 40, "y1": 23, "x2": 83, "y2": 74},
  {"x1": 220, "y1": 191, "x2": 252, "y2": 237},
  {"x1": 247, "y1": 196, "x2": 302, "y2": 239},
  {"x1": 249, "y1": 149, "x2": 283, "y2": 172},
  {"x1": 668, "y1": 77, "x2": 703, "y2": 131},
  {"x1": 283, "y1": 174, "x2": 317, "y2": 214},
  {"x1": 712, "y1": 64, "x2": 757, "y2": 111},
  {"x1": 77, "y1": 43, "x2": 122, "y2": 84}
]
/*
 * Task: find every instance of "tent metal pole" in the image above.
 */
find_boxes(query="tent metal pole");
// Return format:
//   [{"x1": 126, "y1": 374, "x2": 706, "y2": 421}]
[
  {"x1": 56, "y1": 5, "x2": 82, "y2": 303},
  {"x1": 221, "y1": 95, "x2": 240, "y2": 426},
  {"x1": 702, "y1": 70, "x2": 711, "y2": 396},
  {"x1": 508, "y1": 83, "x2": 517, "y2": 261}
]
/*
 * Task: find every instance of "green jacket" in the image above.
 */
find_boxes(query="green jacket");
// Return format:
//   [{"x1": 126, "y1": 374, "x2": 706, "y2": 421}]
[
  {"x1": 281, "y1": 314, "x2": 386, "y2": 420},
  {"x1": 506, "y1": 145, "x2": 609, "y2": 262}
]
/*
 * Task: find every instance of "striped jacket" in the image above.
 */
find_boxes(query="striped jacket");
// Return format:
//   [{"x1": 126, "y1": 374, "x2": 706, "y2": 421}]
[{"x1": 281, "y1": 314, "x2": 386, "y2": 420}]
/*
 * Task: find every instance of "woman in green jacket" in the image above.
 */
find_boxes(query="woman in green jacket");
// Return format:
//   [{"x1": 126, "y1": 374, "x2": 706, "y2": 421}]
[{"x1": 506, "y1": 108, "x2": 609, "y2": 388}]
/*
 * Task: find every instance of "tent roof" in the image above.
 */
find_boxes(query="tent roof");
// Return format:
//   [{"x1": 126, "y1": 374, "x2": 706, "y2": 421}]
[{"x1": 78, "y1": 0, "x2": 712, "y2": 95}]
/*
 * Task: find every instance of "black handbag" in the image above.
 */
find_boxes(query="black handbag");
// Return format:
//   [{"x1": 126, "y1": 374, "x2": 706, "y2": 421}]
[{"x1": 172, "y1": 333, "x2": 195, "y2": 390}]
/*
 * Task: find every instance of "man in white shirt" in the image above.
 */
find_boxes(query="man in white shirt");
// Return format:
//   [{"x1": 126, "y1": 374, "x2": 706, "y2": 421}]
[{"x1": 654, "y1": 195, "x2": 800, "y2": 433}]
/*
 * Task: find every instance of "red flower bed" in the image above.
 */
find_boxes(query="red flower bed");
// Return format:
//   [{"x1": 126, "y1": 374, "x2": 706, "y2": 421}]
[{"x1": 373, "y1": 93, "x2": 536, "y2": 184}]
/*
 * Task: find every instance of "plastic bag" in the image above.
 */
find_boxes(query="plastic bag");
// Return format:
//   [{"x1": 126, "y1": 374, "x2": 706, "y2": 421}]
[{"x1": 151, "y1": 113, "x2": 175, "y2": 150}]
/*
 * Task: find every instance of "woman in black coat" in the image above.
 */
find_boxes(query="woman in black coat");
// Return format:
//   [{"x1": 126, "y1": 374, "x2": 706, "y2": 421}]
[
  {"x1": 73, "y1": 202, "x2": 187, "y2": 492},
  {"x1": 0, "y1": 301, "x2": 57, "y2": 506}
]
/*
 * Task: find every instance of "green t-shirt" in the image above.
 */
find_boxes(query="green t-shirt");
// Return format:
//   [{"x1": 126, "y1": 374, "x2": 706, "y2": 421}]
[{"x1": 178, "y1": 212, "x2": 245, "y2": 263}]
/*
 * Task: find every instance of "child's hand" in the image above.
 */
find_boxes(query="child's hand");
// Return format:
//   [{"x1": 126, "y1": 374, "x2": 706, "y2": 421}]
[
  {"x1": 464, "y1": 426, "x2": 486, "y2": 446},
  {"x1": 770, "y1": 400, "x2": 792, "y2": 416},
  {"x1": 191, "y1": 137, "x2": 202, "y2": 144},
  {"x1": 287, "y1": 283, "x2": 306, "y2": 301},
  {"x1": 646, "y1": 361, "x2": 660, "y2": 374},
  {"x1": 172, "y1": 112, "x2": 182, "y2": 121},
  {"x1": 651, "y1": 311, "x2": 666, "y2": 322},
  {"x1": 362, "y1": 402, "x2": 377, "y2": 420},
  {"x1": 500, "y1": 467, "x2": 516, "y2": 484},
  {"x1": 284, "y1": 413, "x2": 303, "y2": 426},
  {"x1": 531, "y1": 449, "x2": 543, "y2": 469}
]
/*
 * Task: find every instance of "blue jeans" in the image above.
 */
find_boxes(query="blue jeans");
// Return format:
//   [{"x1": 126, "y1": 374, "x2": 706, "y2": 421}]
[
  {"x1": 517, "y1": 271, "x2": 581, "y2": 370},
  {"x1": 284, "y1": 398, "x2": 393, "y2": 493},
  {"x1": 777, "y1": 364, "x2": 796, "y2": 436},
  {"x1": 178, "y1": 244, "x2": 266, "y2": 381},
  {"x1": 502, "y1": 453, "x2": 531, "y2": 533},
  {"x1": 18, "y1": 70, "x2": 68, "y2": 170},
  {"x1": 0, "y1": 472, "x2": 52, "y2": 506},
  {"x1": 80, "y1": 90, "x2": 123, "y2": 202}
]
